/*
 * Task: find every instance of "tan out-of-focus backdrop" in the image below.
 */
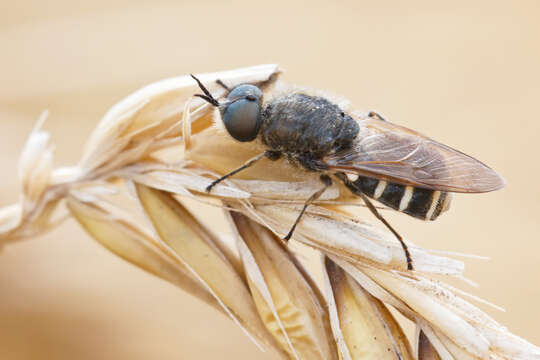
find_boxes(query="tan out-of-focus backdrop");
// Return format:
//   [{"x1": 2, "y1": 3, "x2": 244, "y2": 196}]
[{"x1": 1, "y1": 1, "x2": 539, "y2": 359}]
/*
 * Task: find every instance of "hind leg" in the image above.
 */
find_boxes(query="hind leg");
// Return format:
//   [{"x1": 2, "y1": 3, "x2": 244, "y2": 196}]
[{"x1": 336, "y1": 172, "x2": 414, "y2": 270}]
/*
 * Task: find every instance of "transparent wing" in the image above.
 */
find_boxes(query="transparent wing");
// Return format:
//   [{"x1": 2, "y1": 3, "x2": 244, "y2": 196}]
[{"x1": 324, "y1": 115, "x2": 505, "y2": 193}]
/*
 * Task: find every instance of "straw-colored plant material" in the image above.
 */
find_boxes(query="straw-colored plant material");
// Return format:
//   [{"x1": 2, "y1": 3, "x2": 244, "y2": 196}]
[
  {"x1": 1, "y1": 64, "x2": 539, "y2": 359},
  {"x1": 229, "y1": 211, "x2": 337, "y2": 359},
  {"x1": 417, "y1": 330, "x2": 442, "y2": 360},
  {"x1": 324, "y1": 257, "x2": 413, "y2": 359},
  {"x1": 134, "y1": 184, "x2": 283, "y2": 354},
  {"x1": 67, "y1": 195, "x2": 220, "y2": 311}
]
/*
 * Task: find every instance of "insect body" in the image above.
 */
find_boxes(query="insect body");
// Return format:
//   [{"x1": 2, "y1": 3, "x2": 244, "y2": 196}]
[
  {"x1": 259, "y1": 93, "x2": 359, "y2": 170},
  {"x1": 191, "y1": 75, "x2": 505, "y2": 270},
  {"x1": 342, "y1": 175, "x2": 452, "y2": 221}
]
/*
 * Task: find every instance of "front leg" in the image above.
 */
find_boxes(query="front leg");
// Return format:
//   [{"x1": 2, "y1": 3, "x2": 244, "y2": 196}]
[{"x1": 206, "y1": 150, "x2": 281, "y2": 192}]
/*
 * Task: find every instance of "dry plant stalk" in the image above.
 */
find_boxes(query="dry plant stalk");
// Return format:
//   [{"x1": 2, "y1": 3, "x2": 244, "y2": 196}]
[{"x1": 1, "y1": 64, "x2": 538, "y2": 359}]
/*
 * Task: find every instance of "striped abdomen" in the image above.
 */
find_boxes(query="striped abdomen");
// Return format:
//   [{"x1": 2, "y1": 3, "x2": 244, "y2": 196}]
[{"x1": 343, "y1": 174, "x2": 452, "y2": 221}]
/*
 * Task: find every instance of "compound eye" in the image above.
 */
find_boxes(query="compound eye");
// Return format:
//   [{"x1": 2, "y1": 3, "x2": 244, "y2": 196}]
[
  {"x1": 227, "y1": 84, "x2": 262, "y2": 101},
  {"x1": 223, "y1": 98, "x2": 261, "y2": 142}
]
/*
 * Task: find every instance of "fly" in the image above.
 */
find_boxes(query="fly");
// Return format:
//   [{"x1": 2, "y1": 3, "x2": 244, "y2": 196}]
[{"x1": 190, "y1": 74, "x2": 505, "y2": 270}]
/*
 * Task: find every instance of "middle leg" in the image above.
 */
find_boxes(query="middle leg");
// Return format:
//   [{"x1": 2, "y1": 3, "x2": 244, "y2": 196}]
[{"x1": 283, "y1": 174, "x2": 332, "y2": 241}]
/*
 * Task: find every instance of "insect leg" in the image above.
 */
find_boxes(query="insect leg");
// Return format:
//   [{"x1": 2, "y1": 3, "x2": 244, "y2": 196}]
[
  {"x1": 206, "y1": 151, "x2": 279, "y2": 192},
  {"x1": 283, "y1": 174, "x2": 332, "y2": 241},
  {"x1": 216, "y1": 79, "x2": 231, "y2": 92},
  {"x1": 335, "y1": 172, "x2": 413, "y2": 270},
  {"x1": 368, "y1": 111, "x2": 386, "y2": 122},
  {"x1": 359, "y1": 193, "x2": 414, "y2": 270}
]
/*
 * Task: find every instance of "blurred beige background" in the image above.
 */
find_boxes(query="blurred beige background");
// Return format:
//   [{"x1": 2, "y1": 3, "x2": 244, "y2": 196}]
[{"x1": 1, "y1": 1, "x2": 539, "y2": 359}]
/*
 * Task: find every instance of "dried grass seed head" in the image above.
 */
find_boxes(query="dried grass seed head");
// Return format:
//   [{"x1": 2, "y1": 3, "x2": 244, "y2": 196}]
[{"x1": 0, "y1": 64, "x2": 538, "y2": 360}]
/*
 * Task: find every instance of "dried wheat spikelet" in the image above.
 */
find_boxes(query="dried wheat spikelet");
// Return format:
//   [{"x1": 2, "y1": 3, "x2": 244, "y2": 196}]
[{"x1": 1, "y1": 64, "x2": 538, "y2": 359}]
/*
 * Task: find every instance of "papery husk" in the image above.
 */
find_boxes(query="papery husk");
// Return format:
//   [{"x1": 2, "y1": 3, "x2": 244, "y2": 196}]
[
  {"x1": 0, "y1": 112, "x2": 59, "y2": 242},
  {"x1": 331, "y1": 261, "x2": 540, "y2": 360},
  {"x1": 134, "y1": 184, "x2": 285, "y2": 356},
  {"x1": 250, "y1": 204, "x2": 464, "y2": 275},
  {"x1": 366, "y1": 267, "x2": 540, "y2": 359},
  {"x1": 80, "y1": 64, "x2": 280, "y2": 176},
  {"x1": 0, "y1": 204, "x2": 21, "y2": 234},
  {"x1": 324, "y1": 257, "x2": 413, "y2": 360},
  {"x1": 67, "y1": 195, "x2": 220, "y2": 311},
  {"x1": 417, "y1": 329, "x2": 442, "y2": 360},
  {"x1": 367, "y1": 267, "x2": 490, "y2": 356},
  {"x1": 0, "y1": 193, "x2": 64, "y2": 244},
  {"x1": 120, "y1": 164, "x2": 251, "y2": 199},
  {"x1": 229, "y1": 211, "x2": 338, "y2": 360},
  {"x1": 417, "y1": 322, "x2": 462, "y2": 360},
  {"x1": 0, "y1": 64, "x2": 281, "y2": 245},
  {"x1": 18, "y1": 112, "x2": 54, "y2": 208}
]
